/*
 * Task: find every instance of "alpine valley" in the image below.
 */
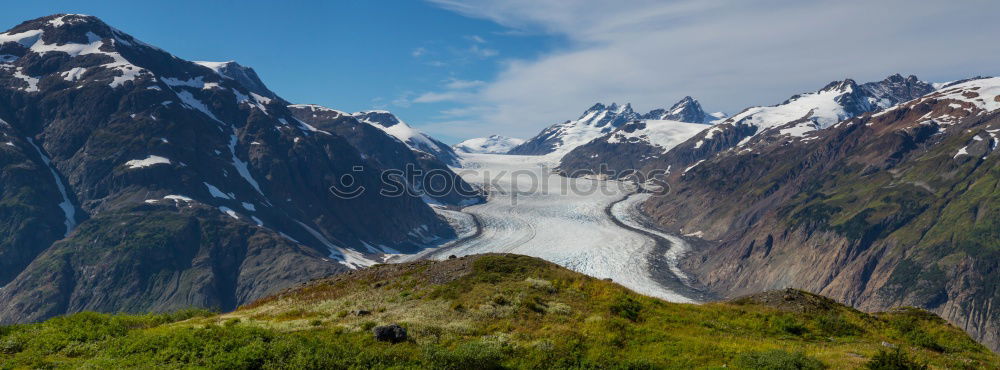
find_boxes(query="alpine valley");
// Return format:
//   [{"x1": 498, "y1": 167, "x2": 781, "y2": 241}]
[{"x1": 1, "y1": 13, "x2": 998, "y2": 367}]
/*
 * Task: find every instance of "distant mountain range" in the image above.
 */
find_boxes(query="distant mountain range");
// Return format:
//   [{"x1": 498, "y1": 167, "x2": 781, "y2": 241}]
[{"x1": 508, "y1": 97, "x2": 723, "y2": 156}]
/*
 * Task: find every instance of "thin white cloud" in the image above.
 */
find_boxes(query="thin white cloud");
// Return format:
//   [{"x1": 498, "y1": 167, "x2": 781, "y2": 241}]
[
  {"x1": 444, "y1": 78, "x2": 486, "y2": 89},
  {"x1": 426, "y1": 0, "x2": 1000, "y2": 139},
  {"x1": 467, "y1": 44, "x2": 498, "y2": 58},
  {"x1": 411, "y1": 47, "x2": 428, "y2": 58},
  {"x1": 414, "y1": 91, "x2": 475, "y2": 103},
  {"x1": 411, "y1": 78, "x2": 486, "y2": 104}
]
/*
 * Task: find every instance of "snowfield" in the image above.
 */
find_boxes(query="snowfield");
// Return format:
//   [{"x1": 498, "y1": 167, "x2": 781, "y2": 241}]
[
  {"x1": 399, "y1": 153, "x2": 699, "y2": 303},
  {"x1": 453, "y1": 135, "x2": 525, "y2": 154}
]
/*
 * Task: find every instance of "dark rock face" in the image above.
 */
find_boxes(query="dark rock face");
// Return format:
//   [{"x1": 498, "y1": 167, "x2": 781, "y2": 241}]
[
  {"x1": 0, "y1": 123, "x2": 74, "y2": 286},
  {"x1": 558, "y1": 120, "x2": 670, "y2": 177},
  {"x1": 288, "y1": 105, "x2": 483, "y2": 207},
  {"x1": 0, "y1": 205, "x2": 344, "y2": 322},
  {"x1": 0, "y1": 14, "x2": 456, "y2": 323},
  {"x1": 372, "y1": 324, "x2": 408, "y2": 343},
  {"x1": 195, "y1": 61, "x2": 277, "y2": 100},
  {"x1": 642, "y1": 82, "x2": 1000, "y2": 351}
]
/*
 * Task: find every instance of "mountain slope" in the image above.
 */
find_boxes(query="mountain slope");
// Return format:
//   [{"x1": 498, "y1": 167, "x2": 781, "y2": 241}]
[
  {"x1": 643, "y1": 76, "x2": 1000, "y2": 351},
  {"x1": 352, "y1": 110, "x2": 461, "y2": 166},
  {"x1": 0, "y1": 14, "x2": 456, "y2": 324},
  {"x1": 453, "y1": 134, "x2": 524, "y2": 154},
  {"x1": 677, "y1": 75, "x2": 935, "y2": 165},
  {"x1": 289, "y1": 104, "x2": 483, "y2": 206},
  {"x1": 559, "y1": 119, "x2": 710, "y2": 177},
  {"x1": 1, "y1": 254, "x2": 995, "y2": 368},
  {"x1": 508, "y1": 102, "x2": 641, "y2": 156}
]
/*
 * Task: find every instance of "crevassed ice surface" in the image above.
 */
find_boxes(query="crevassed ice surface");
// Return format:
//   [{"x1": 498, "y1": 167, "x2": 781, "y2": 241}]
[{"x1": 410, "y1": 153, "x2": 695, "y2": 303}]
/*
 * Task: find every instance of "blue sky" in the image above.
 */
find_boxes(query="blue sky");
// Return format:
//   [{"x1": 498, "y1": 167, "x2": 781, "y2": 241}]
[
  {"x1": 3, "y1": 1, "x2": 1000, "y2": 143},
  {"x1": 0, "y1": 0, "x2": 559, "y2": 143}
]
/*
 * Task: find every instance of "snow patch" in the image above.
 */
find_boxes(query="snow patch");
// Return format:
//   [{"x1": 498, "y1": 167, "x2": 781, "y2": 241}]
[
  {"x1": 26, "y1": 138, "x2": 76, "y2": 236},
  {"x1": 218, "y1": 206, "x2": 240, "y2": 220},
  {"x1": 683, "y1": 160, "x2": 705, "y2": 174},
  {"x1": 125, "y1": 155, "x2": 171, "y2": 169},
  {"x1": 454, "y1": 135, "x2": 525, "y2": 154},
  {"x1": 204, "y1": 182, "x2": 235, "y2": 200},
  {"x1": 608, "y1": 120, "x2": 707, "y2": 153},
  {"x1": 295, "y1": 221, "x2": 377, "y2": 269}
]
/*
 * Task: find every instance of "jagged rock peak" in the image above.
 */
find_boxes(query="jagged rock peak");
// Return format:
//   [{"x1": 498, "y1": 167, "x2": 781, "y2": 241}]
[
  {"x1": 820, "y1": 78, "x2": 859, "y2": 92},
  {"x1": 580, "y1": 102, "x2": 633, "y2": 118},
  {"x1": 354, "y1": 110, "x2": 403, "y2": 128},
  {"x1": 642, "y1": 96, "x2": 711, "y2": 123},
  {"x1": 195, "y1": 60, "x2": 277, "y2": 99}
]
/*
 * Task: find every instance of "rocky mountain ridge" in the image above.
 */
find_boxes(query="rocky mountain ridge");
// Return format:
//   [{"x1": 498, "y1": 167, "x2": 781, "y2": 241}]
[
  {"x1": 508, "y1": 97, "x2": 715, "y2": 156},
  {"x1": 559, "y1": 74, "x2": 937, "y2": 178}
]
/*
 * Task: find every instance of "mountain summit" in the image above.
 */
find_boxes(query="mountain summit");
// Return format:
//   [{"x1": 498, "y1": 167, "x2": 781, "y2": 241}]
[{"x1": 642, "y1": 96, "x2": 714, "y2": 123}]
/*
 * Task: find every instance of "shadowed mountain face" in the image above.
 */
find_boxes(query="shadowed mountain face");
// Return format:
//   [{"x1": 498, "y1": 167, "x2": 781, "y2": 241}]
[
  {"x1": 643, "y1": 77, "x2": 1000, "y2": 351},
  {"x1": 288, "y1": 104, "x2": 484, "y2": 207},
  {"x1": 0, "y1": 14, "x2": 457, "y2": 323}
]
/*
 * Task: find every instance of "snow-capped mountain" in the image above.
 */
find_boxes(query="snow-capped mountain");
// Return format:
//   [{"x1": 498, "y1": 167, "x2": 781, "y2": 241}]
[
  {"x1": 510, "y1": 97, "x2": 721, "y2": 157},
  {"x1": 0, "y1": 14, "x2": 462, "y2": 324},
  {"x1": 560, "y1": 74, "x2": 936, "y2": 179},
  {"x1": 507, "y1": 103, "x2": 640, "y2": 156},
  {"x1": 453, "y1": 135, "x2": 524, "y2": 154},
  {"x1": 352, "y1": 110, "x2": 460, "y2": 166},
  {"x1": 726, "y1": 74, "x2": 935, "y2": 140},
  {"x1": 559, "y1": 118, "x2": 710, "y2": 177}
]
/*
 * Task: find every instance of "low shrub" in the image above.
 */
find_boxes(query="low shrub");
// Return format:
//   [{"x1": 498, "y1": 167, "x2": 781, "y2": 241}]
[
  {"x1": 609, "y1": 295, "x2": 642, "y2": 322},
  {"x1": 865, "y1": 348, "x2": 928, "y2": 370},
  {"x1": 736, "y1": 349, "x2": 826, "y2": 369}
]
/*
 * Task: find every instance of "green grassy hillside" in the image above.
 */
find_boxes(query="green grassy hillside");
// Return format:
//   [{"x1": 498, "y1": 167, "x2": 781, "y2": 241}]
[{"x1": 1, "y1": 254, "x2": 995, "y2": 369}]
